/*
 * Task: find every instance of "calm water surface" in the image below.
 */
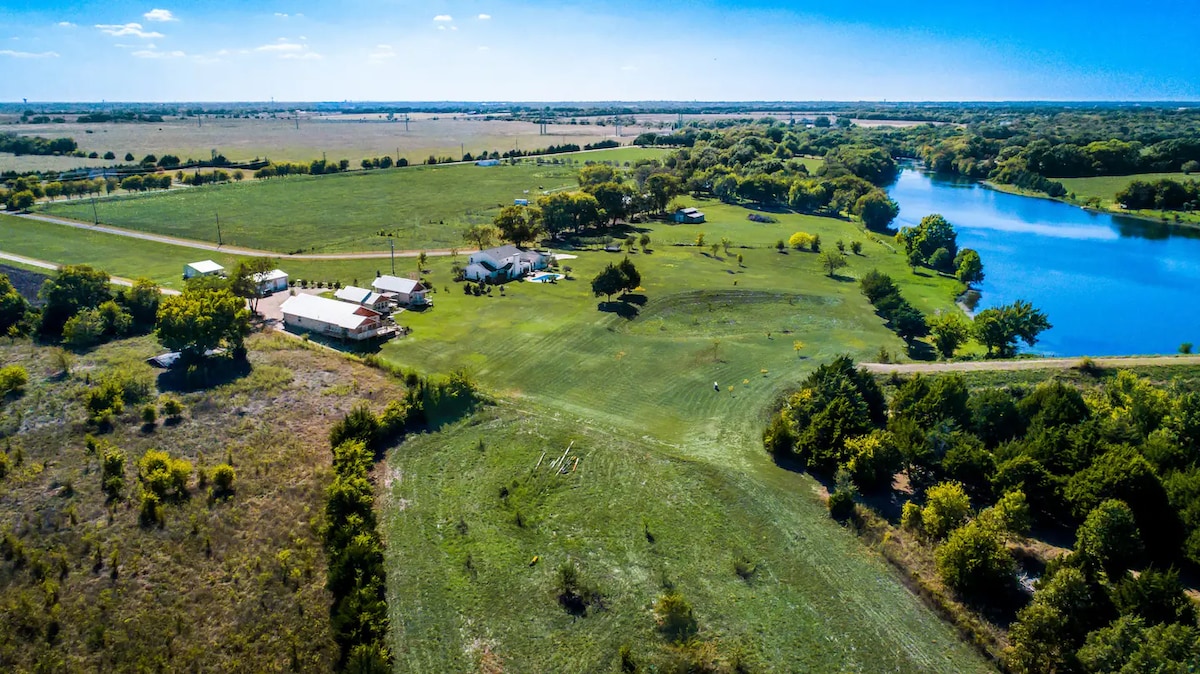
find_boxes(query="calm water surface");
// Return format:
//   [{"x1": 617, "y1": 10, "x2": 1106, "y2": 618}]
[{"x1": 888, "y1": 169, "x2": 1200, "y2": 356}]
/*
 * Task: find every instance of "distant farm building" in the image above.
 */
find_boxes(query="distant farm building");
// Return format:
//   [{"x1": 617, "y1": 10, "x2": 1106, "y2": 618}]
[
  {"x1": 673, "y1": 207, "x2": 706, "y2": 224},
  {"x1": 514, "y1": 198, "x2": 530, "y2": 206},
  {"x1": 371, "y1": 275, "x2": 430, "y2": 307},
  {"x1": 475, "y1": 159, "x2": 501, "y2": 167},
  {"x1": 183, "y1": 260, "x2": 225, "y2": 279},
  {"x1": 335, "y1": 285, "x2": 392, "y2": 312},
  {"x1": 252, "y1": 269, "x2": 289, "y2": 295},
  {"x1": 463, "y1": 245, "x2": 549, "y2": 282},
  {"x1": 280, "y1": 294, "x2": 394, "y2": 341}
]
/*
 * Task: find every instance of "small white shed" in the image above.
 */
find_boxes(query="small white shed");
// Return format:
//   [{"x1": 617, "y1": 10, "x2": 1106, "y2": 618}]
[
  {"x1": 252, "y1": 269, "x2": 289, "y2": 295},
  {"x1": 183, "y1": 260, "x2": 225, "y2": 279}
]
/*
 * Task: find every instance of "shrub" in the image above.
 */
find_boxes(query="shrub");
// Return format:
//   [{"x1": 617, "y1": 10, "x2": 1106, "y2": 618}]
[
  {"x1": 211, "y1": 464, "x2": 235, "y2": 495},
  {"x1": 159, "y1": 394, "x2": 184, "y2": 420},
  {"x1": 100, "y1": 444, "x2": 125, "y2": 500},
  {"x1": 62, "y1": 308, "x2": 106, "y2": 347},
  {"x1": 140, "y1": 404, "x2": 157, "y2": 426},
  {"x1": 828, "y1": 489, "x2": 856, "y2": 520},
  {"x1": 935, "y1": 520, "x2": 1016, "y2": 601},
  {"x1": 329, "y1": 403, "x2": 380, "y2": 449},
  {"x1": 137, "y1": 449, "x2": 192, "y2": 501},
  {"x1": 922, "y1": 481, "x2": 971, "y2": 540},
  {"x1": 900, "y1": 501, "x2": 924, "y2": 532},
  {"x1": 654, "y1": 592, "x2": 698, "y2": 643},
  {"x1": 0, "y1": 365, "x2": 28, "y2": 396}
]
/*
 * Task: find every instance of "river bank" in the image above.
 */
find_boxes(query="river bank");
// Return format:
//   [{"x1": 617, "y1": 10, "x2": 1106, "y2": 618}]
[{"x1": 981, "y1": 180, "x2": 1200, "y2": 229}]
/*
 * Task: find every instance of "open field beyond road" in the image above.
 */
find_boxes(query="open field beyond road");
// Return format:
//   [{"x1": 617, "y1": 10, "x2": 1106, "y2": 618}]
[
  {"x1": 3, "y1": 115, "x2": 653, "y2": 167},
  {"x1": 38, "y1": 148, "x2": 671, "y2": 253}
]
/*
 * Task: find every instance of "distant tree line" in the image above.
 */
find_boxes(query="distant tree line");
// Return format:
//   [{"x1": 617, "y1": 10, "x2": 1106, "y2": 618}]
[
  {"x1": 1116, "y1": 178, "x2": 1200, "y2": 211},
  {"x1": 0, "y1": 132, "x2": 77, "y2": 156}
]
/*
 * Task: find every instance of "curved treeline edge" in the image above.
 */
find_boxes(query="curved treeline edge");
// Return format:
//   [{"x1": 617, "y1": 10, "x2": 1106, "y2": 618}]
[
  {"x1": 765, "y1": 358, "x2": 1200, "y2": 671},
  {"x1": 322, "y1": 367, "x2": 478, "y2": 670}
]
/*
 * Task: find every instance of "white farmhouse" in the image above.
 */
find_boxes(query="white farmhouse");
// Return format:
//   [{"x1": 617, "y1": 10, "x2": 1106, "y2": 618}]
[
  {"x1": 371, "y1": 275, "x2": 430, "y2": 307},
  {"x1": 463, "y1": 245, "x2": 549, "y2": 283},
  {"x1": 280, "y1": 294, "x2": 393, "y2": 341},
  {"x1": 183, "y1": 260, "x2": 225, "y2": 279}
]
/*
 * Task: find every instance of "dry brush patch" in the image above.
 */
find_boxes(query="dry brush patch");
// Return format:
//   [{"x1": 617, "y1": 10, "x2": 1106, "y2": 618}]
[{"x1": 0, "y1": 332, "x2": 406, "y2": 671}]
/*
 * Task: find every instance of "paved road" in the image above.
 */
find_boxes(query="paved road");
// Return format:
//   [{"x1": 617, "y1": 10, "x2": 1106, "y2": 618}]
[
  {"x1": 0, "y1": 249, "x2": 181, "y2": 295},
  {"x1": 11, "y1": 212, "x2": 455, "y2": 260},
  {"x1": 860, "y1": 355, "x2": 1200, "y2": 374}
]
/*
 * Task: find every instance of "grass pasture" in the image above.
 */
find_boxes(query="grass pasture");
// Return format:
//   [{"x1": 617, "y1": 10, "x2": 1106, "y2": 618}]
[
  {"x1": 1055, "y1": 172, "x2": 1193, "y2": 203},
  {"x1": 38, "y1": 147, "x2": 670, "y2": 253},
  {"x1": 1054, "y1": 172, "x2": 1200, "y2": 226},
  {"x1": 384, "y1": 404, "x2": 991, "y2": 673}
]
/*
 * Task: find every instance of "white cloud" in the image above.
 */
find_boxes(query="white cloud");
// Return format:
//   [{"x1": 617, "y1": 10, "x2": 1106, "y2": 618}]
[
  {"x1": 143, "y1": 9, "x2": 178, "y2": 22},
  {"x1": 56, "y1": 21, "x2": 76, "y2": 27},
  {"x1": 368, "y1": 45, "x2": 396, "y2": 64},
  {"x1": 437, "y1": 25, "x2": 446, "y2": 31},
  {"x1": 478, "y1": 14, "x2": 491, "y2": 20},
  {"x1": 274, "y1": 13, "x2": 289, "y2": 18},
  {"x1": 281, "y1": 52, "x2": 321, "y2": 60},
  {"x1": 0, "y1": 49, "x2": 59, "y2": 58},
  {"x1": 450, "y1": 26, "x2": 458, "y2": 31},
  {"x1": 256, "y1": 40, "x2": 304, "y2": 52},
  {"x1": 477, "y1": 46, "x2": 490, "y2": 51},
  {"x1": 132, "y1": 49, "x2": 186, "y2": 58},
  {"x1": 96, "y1": 23, "x2": 164, "y2": 39},
  {"x1": 433, "y1": 15, "x2": 453, "y2": 21}
]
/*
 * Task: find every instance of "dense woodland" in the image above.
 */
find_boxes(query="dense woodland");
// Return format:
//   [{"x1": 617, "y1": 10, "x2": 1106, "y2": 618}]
[{"x1": 766, "y1": 359, "x2": 1200, "y2": 671}]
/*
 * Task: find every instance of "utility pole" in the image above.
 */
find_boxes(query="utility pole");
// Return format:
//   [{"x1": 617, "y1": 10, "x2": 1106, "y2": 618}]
[
  {"x1": 389, "y1": 238, "x2": 395, "y2": 275},
  {"x1": 215, "y1": 211, "x2": 223, "y2": 246},
  {"x1": 91, "y1": 197, "x2": 99, "y2": 225}
]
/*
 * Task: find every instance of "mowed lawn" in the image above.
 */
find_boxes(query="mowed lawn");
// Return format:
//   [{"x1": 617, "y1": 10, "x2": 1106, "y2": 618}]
[
  {"x1": 37, "y1": 148, "x2": 670, "y2": 254},
  {"x1": 383, "y1": 202, "x2": 961, "y2": 464},
  {"x1": 384, "y1": 405, "x2": 991, "y2": 673}
]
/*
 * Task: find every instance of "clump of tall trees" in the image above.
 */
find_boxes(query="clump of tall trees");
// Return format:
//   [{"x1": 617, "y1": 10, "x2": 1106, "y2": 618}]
[{"x1": 766, "y1": 361, "x2": 1200, "y2": 670}]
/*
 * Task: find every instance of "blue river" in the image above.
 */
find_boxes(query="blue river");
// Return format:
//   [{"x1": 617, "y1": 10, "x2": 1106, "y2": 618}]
[{"x1": 888, "y1": 169, "x2": 1200, "y2": 356}]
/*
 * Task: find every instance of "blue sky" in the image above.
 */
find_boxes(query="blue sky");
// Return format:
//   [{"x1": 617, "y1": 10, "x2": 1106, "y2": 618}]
[{"x1": 1, "y1": 1, "x2": 1198, "y2": 102}]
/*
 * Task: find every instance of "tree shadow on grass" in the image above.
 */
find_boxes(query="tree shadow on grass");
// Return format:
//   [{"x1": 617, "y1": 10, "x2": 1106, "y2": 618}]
[
  {"x1": 598, "y1": 301, "x2": 639, "y2": 319},
  {"x1": 620, "y1": 293, "x2": 647, "y2": 306},
  {"x1": 826, "y1": 273, "x2": 856, "y2": 283},
  {"x1": 157, "y1": 355, "x2": 252, "y2": 393}
]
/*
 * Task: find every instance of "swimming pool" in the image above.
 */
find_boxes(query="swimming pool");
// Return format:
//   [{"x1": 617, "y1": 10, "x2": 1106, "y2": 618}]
[{"x1": 527, "y1": 272, "x2": 564, "y2": 283}]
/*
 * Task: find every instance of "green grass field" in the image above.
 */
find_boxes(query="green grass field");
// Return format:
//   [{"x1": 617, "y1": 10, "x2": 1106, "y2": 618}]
[
  {"x1": 2, "y1": 177, "x2": 991, "y2": 671},
  {"x1": 37, "y1": 148, "x2": 671, "y2": 254},
  {"x1": 1054, "y1": 172, "x2": 1192, "y2": 202},
  {"x1": 384, "y1": 404, "x2": 990, "y2": 672}
]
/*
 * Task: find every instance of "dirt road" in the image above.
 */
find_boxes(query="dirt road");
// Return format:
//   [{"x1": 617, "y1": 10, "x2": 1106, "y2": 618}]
[
  {"x1": 860, "y1": 355, "x2": 1200, "y2": 374},
  {"x1": 11, "y1": 212, "x2": 455, "y2": 260}
]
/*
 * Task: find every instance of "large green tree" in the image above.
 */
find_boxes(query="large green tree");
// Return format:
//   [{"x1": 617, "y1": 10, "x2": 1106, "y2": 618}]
[
  {"x1": 586, "y1": 181, "x2": 633, "y2": 225},
  {"x1": 928, "y1": 312, "x2": 971, "y2": 359},
  {"x1": 974, "y1": 300, "x2": 1051, "y2": 357},
  {"x1": 492, "y1": 205, "x2": 543, "y2": 247},
  {"x1": 853, "y1": 190, "x2": 900, "y2": 231},
  {"x1": 38, "y1": 264, "x2": 113, "y2": 336},
  {"x1": 590, "y1": 264, "x2": 625, "y2": 302},
  {"x1": 156, "y1": 286, "x2": 251, "y2": 358}
]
